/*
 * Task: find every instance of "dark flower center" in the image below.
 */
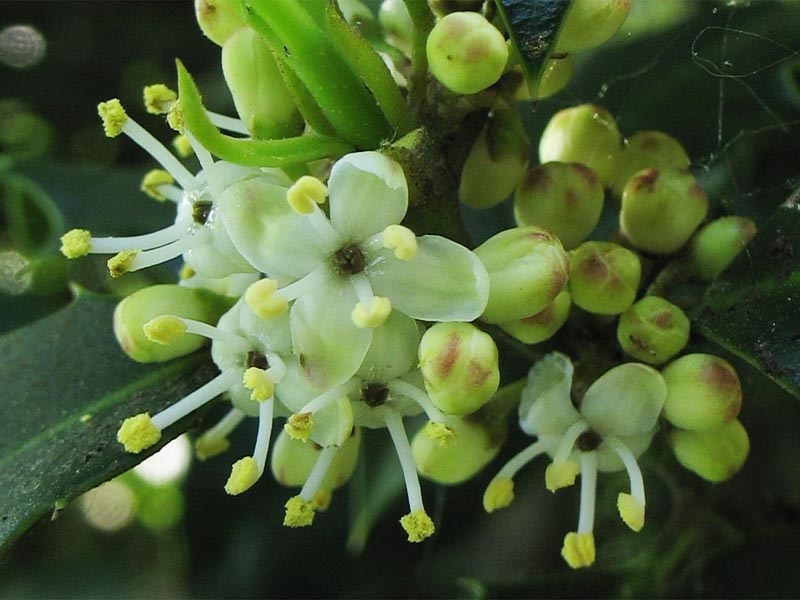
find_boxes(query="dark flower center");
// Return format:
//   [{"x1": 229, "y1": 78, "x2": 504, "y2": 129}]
[
  {"x1": 576, "y1": 429, "x2": 602, "y2": 452},
  {"x1": 246, "y1": 350, "x2": 269, "y2": 370},
  {"x1": 362, "y1": 383, "x2": 389, "y2": 407},
  {"x1": 192, "y1": 200, "x2": 213, "y2": 225},
  {"x1": 333, "y1": 243, "x2": 366, "y2": 276}
]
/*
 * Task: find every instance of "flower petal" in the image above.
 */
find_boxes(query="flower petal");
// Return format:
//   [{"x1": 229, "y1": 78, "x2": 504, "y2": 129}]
[
  {"x1": 290, "y1": 279, "x2": 371, "y2": 389},
  {"x1": 369, "y1": 235, "x2": 489, "y2": 322},
  {"x1": 357, "y1": 311, "x2": 421, "y2": 383},
  {"x1": 581, "y1": 363, "x2": 667, "y2": 438},
  {"x1": 309, "y1": 395, "x2": 354, "y2": 447},
  {"x1": 328, "y1": 151, "x2": 408, "y2": 241},
  {"x1": 519, "y1": 352, "x2": 581, "y2": 436}
]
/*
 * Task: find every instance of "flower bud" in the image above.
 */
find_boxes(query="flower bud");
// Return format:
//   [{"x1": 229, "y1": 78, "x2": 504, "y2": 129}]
[
  {"x1": 515, "y1": 56, "x2": 574, "y2": 101},
  {"x1": 459, "y1": 109, "x2": 529, "y2": 209},
  {"x1": 113, "y1": 284, "x2": 231, "y2": 363},
  {"x1": 684, "y1": 216, "x2": 757, "y2": 281},
  {"x1": 538, "y1": 104, "x2": 621, "y2": 185},
  {"x1": 379, "y1": 0, "x2": 415, "y2": 57},
  {"x1": 475, "y1": 226, "x2": 569, "y2": 323},
  {"x1": 568, "y1": 241, "x2": 640, "y2": 315},
  {"x1": 498, "y1": 289, "x2": 571, "y2": 344},
  {"x1": 620, "y1": 167, "x2": 708, "y2": 255},
  {"x1": 412, "y1": 415, "x2": 502, "y2": 484},
  {"x1": 554, "y1": 0, "x2": 630, "y2": 53},
  {"x1": 617, "y1": 296, "x2": 690, "y2": 364},
  {"x1": 222, "y1": 28, "x2": 304, "y2": 139},
  {"x1": 669, "y1": 419, "x2": 749, "y2": 482},
  {"x1": 514, "y1": 161, "x2": 604, "y2": 249},
  {"x1": 610, "y1": 130, "x2": 690, "y2": 198},
  {"x1": 194, "y1": 0, "x2": 246, "y2": 46},
  {"x1": 429, "y1": 0, "x2": 483, "y2": 18},
  {"x1": 662, "y1": 354, "x2": 742, "y2": 431},
  {"x1": 418, "y1": 322, "x2": 500, "y2": 415},
  {"x1": 426, "y1": 12, "x2": 509, "y2": 95}
]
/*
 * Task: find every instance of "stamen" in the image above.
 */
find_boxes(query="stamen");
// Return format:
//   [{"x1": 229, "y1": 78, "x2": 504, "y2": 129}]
[
  {"x1": 206, "y1": 110, "x2": 249, "y2": 135},
  {"x1": 158, "y1": 316, "x2": 249, "y2": 350},
  {"x1": 183, "y1": 129, "x2": 215, "y2": 185},
  {"x1": 107, "y1": 250, "x2": 139, "y2": 278},
  {"x1": 561, "y1": 531, "x2": 596, "y2": 569},
  {"x1": 172, "y1": 134, "x2": 192, "y2": 158},
  {"x1": 608, "y1": 437, "x2": 646, "y2": 532},
  {"x1": 143, "y1": 315, "x2": 187, "y2": 345},
  {"x1": 423, "y1": 421, "x2": 455, "y2": 445},
  {"x1": 143, "y1": 84, "x2": 177, "y2": 115},
  {"x1": 299, "y1": 381, "x2": 357, "y2": 415},
  {"x1": 284, "y1": 495, "x2": 315, "y2": 527},
  {"x1": 350, "y1": 273, "x2": 375, "y2": 305},
  {"x1": 60, "y1": 229, "x2": 91, "y2": 258},
  {"x1": 352, "y1": 297, "x2": 392, "y2": 328},
  {"x1": 382, "y1": 224, "x2": 418, "y2": 261},
  {"x1": 87, "y1": 222, "x2": 187, "y2": 254},
  {"x1": 245, "y1": 279, "x2": 289, "y2": 319},
  {"x1": 386, "y1": 379, "x2": 448, "y2": 425},
  {"x1": 399, "y1": 510, "x2": 435, "y2": 543},
  {"x1": 299, "y1": 446, "x2": 338, "y2": 502},
  {"x1": 271, "y1": 266, "x2": 330, "y2": 303},
  {"x1": 150, "y1": 368, "x2": 241, "y2": 431},
  {"x1": 124, "y1": 233, "x2": 198, "y2": 273},
  {"x1": 225, "y1": 456, "x2": 258, "y2": 495},
  {"x1": 483, "y1": 477, "x2": 515, "y2": 513},
  {"x1": 287, "y1": 176, "x2": 328, "y2": 214},
  {"x1": 497, "y1": 439, "x2": 552, "y2": 481},
  {"x1": 195, "y1": 408, "x2": 247, "y2": 460},
  {"x1": 117, "y1": 413, "x2": 161, "y2": 453},
  {"x1": 545, "y1": 420, "x2": 588, "y2": 492},
  {"x1": 252, "y1": 398, "x2": 275, "y2": 475},
  {"x1": 285, "y1": 413, "x2": 313, "y2": 441},
  {"x1": 140, "y1": 169, "x2": 176, "y2": 201},
  {"x1": 97, "y1": 99, "x2": 128, "y2": 137},
  {"x1": 577, "y1": 452, "x2": 598, "y2": 535},
  {"x1": 242, "y1": 367, "x2": 274, "y2": 402}
]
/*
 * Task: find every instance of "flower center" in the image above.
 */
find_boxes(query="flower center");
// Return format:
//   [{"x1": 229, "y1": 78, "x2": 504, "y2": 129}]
[
  {"x1": 576, "y1": 429, "x2": 602, "y2": 452},
  {"x1": 192, "y1": 200, "x2": 213, "y2": 225},
  {"x1": 332, "y1": 243, "x2": 366, "y2": 276},
  {"x1": 246, "y1": 350, "x2": 269, "y2": 370},
  {"x1": 362, "y1": 383, "x2": 389, "y2": 407}
]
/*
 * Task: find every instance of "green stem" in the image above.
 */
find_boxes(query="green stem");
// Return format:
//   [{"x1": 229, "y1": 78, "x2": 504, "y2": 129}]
[{"x1": 402, "y1": 0, "x2": 435, "y2": 120}]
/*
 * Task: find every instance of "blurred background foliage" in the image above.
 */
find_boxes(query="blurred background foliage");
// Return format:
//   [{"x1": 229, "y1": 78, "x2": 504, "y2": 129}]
[{"x1": 1, "y1": 1, "x2": 800, "y2": 597}]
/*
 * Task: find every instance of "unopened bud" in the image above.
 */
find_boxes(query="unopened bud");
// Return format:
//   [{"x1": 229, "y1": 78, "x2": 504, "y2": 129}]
[
  {"x1": 569, "y1": 241, "x2": 640, "y2": 315},
  {"x1": 685, "y1": 216, "x2": 757, "y2": 281},
  {"x1": 498, "y1": 289, "x2": 571, "y2": 344},
  {"x1": 194, "y1": 0, "x2": 246, "y2": 46},
  {"x1": 515, "y1": 56, "x2": 574, "y2": 101},
  {"x1": 611, "y1": 130, "x2": 690, "y2": 198},
  {"x1": 554, "y1": 0, "x2": 630, "y2": 53},
  {"x1": 670, "y1": 419, "x2": 749, "y2": 482},
  {"x1": 662, "y1": 354, "x2": 742, "y2": 431},
  {"x1": 475, "y1": 226, "x2": 569, "y2": 323},
  {"x1": 379, "y1": 0, "x2": 415, "y2": 57},
  {"x1": 617, "y1": 296, "x2": 690, "y2": 364},
  {"x1": 514, "y1": 161, "x2": 604, "y2": 249},
  {"x1": 419, "y1": 322, "x2": 500, "y2": 415}
]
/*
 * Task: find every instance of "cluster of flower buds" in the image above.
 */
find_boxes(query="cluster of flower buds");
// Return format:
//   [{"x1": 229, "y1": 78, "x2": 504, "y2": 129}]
[{"x1": 57, "y1": 0, "x2": 758, "y2": 569}]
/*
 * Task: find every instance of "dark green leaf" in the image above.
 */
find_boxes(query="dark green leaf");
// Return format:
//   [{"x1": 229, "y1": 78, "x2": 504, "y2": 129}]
[
  {"x1": 1, "y1": 170, "x2": 64, "y2": 257},
  {"x1": 494, "y1": 0, "x2": 572, "y2": 100},
  {"x1": 695, "y1": 199, "x2": 800, "y2": 398},
  {"x1": 0, "y1": 293, "x2": 217, "y2": 555}
]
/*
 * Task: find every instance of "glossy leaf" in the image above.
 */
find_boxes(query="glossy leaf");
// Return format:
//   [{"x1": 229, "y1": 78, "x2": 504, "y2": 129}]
[{"x1": 0, "y1": 293, "x2": 217, "y2": 555}]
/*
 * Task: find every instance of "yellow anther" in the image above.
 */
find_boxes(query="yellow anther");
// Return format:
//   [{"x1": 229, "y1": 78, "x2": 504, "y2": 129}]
[
  {"x1": 424, "y1": 421, "x2": 456, "y2": 446},
  {"x1": 284, "y1": 413, "x2": 313, "y2": 442},
  {"x1": 166, "y1": 102, "x2": 185, "y2": 133},
  {"x1": 107, "y1": 250, "x2": 139, "y2": 278},
  {"x1": 483, "y1": 477, "x2": 515, "y2": 513},
  {"x1": 351, "y1": 296, "x2": 392, "y2": 329},
  {"x1": 399, "y1": 510, "x2": 435, "y2": 543},
  {"x1": 97, "y1": 99, "x2": 128, "y2": 137},
  {"x1": 143, "y1": 315, "x2": 187, "y2": 345},
  {"x1": 172, "y1": 134, "x2": 193, "y2": 158},
  {"x1": 382, "y1": 224, "x2": 418, "y2": 260},
  {"x1": 561, "y1": 532, "x2": 596, "y2": 569},
  {"x1": 287, "y1": 176, "x2": 328, "y2": 214},
  {"x1": 224, "y1": 456, "x2": 259, "y2": 495},
  {"x1": 140, "y1": 169, "x2": 175, "y2": 201},
  {"x1": 284, "y1": 495, "x2": 315, "y2": 527},
  {"x1": 117, "y1": 413, "x2": 161, "y2": 454},
  {"x1": 313, "y1": 489, "x2": 333, "y2": 511},
  {"x1": 60, "y1": 229, "x2": 91, "y2": 258},
  {"x1": 545, "y1": 460, "x2": 580, "y2": 492},
  {"x1": 242, "y1": 367, "x2": 274, "y2": 402},
  {"x1": 244, "y1": 279, "x2": 289, "y2": 319},
  {"x1": 617, "y1": 492, "x2": 645, "y2": 532},
  {"x1": 179, "y1": 264, "x2": 195, "y2": 280},
  {"x1": 143, "y1": 83, "x2": 177, "y2": 114},
  {"x1": 195, "y1": 433, "x2": 230, "y2": 461}
]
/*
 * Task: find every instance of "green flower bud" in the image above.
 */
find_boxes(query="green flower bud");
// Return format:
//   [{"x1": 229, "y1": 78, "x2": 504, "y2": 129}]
[
  {"x1": 620, "y1": 167, "x2": 708, "y2": 255},
  {"x1": 379, "y1": 0, "x2": 415, "y2": 57},
  {"x1": 222, "y1": 28, "x2": 304, "y2": 139},
  {"x1": 610, "y1": 130, "x2": 690, "y2": 198},
  {"x1": 459, "y1": 109, "x2": 530, "y2": 209},
  {"x1": 685, "y1": 216, "x2": 757, "y2": 281},
  {"x1": 429, "y1": 0, "x2": 483, "y2": 18},
  {"x1": 662, "y1": 354, "x2": 742, "y2": 431},
  {"x1": 554, "y1": 0, "x2": 631, "y2": 53},
  {"x1": 475, "y1": 226, "x2": 569, "y2": 323},
  {"x1": 514, "y1": 161, "x2": 604, "y2": 249},
  {"x1": 426, "y1": 12, "x2": 509, "y2": 95},
  {"x1": 568, "y1": 241, "x2": 640, "y2": 315},
  {"x1": 113, "y1": 284, "x2": 232, "y2": 363},
  {"x1": 538, "y1": 104, "x2": 621, "y2": 185},
  {"x1": 669, "y1": 419, "x2": 749, "y2": 482},
  {"x1": 515, "y1": 55, "x2": 574, "y2": 101},
  {"x1": 419, "y1": 322, "x2": 500, "y2": 415},
  {"x1": 194, "y1": 0, "x2": 246, "y2": 46},
  {"x1": 498, "y1": 289, "x2": 571, "y2": 345},
  {"x1": 617, "y1": 296, "x2": 690, "y2": 364},
  {"x1": 412, "y1": 415, "x2": 501, "y2": 485}
]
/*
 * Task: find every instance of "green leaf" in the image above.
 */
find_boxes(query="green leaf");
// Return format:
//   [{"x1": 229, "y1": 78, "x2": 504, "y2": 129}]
[
  {"x1": 1, "y1": 168, "x2": 64, "y2": 257},
  {"x1": 0, "y1": 293, "x2": 217, "y2": 555},
  {"x1": 494, "y1": 0, "x2": 572, "y2": 100},
  {"x1": 177, "y1": 61, "x2": 354, "y2": 167},
  {"x1": 695, "y1": 199, "x2": 800, "y2": 398}
]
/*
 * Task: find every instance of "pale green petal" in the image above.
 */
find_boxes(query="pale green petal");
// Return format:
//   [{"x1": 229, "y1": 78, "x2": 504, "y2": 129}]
[
  {"x1": 596, "y1": 429, "x2": 656, "y2": 472},
  {"x1": 357, "y1": 311, "x2": 421, "y2": 383},
  {"x1": 273, "y1": 357, "x2": 318, "y2": 413},
  {"x1": 369, "y1": 236, "x2": 489, "y2": 321},
  {"x1": 328, "y1": 151, "x2": 408, "y2": 241},
  {"x1": 290, "y1": 280, "x2": 372, "y2": 389},
  {"x1": 309, "y1": 396, "x2": 354, "y2": 447},
  {"x1": 239, "y1": 298, "x2": 293, "y2": 357},
  {"x1": 518, "y1": 352, "x2": 581, "y2": 436},
  {"x1": 217, "y1": 176, "x2": 331, "y2": 281},
  {"x1": 581, "y1": 363, "x2": 667, "y2": 438}
]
